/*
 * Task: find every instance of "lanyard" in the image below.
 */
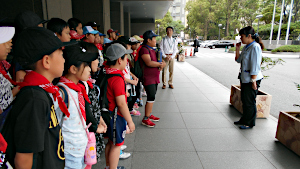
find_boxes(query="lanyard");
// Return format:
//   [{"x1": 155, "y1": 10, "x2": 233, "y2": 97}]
[{"x1": 166, "y1": 37, "x2": 173, "y2": 50}]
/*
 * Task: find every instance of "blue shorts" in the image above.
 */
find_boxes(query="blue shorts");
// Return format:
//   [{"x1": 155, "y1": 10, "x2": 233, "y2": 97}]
[
  {"x1": 107, "y1": 113, "x2": 127, "y2": 146},
  {"x1": 64, "y1": 153, "x2": 85, "y2": 169}
]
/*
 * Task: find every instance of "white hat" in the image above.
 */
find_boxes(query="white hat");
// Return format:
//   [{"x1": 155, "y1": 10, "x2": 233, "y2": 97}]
[{"x1": 0, "y1": 27, "x2": 15, "y2": 44}]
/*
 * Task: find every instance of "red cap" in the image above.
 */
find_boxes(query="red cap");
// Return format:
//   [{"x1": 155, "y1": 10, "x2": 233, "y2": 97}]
[
  {"x1": 139, "y1": 35, "x2": 143, "y2": 38},
  {"x1": 107, "y1": 29, "x2": 118, "y2": 34}
]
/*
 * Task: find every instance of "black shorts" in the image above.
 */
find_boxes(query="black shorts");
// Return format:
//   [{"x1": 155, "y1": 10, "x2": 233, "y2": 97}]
[{"x1": 144, "y1": 84, "x2": 158, "y2": 102}]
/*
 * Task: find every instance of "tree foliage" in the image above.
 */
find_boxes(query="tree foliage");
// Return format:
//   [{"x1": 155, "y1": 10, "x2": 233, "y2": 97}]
[
  {"x1": 185, "y1": 0, "x2": 300, "y2": 40},
  {"x1": 155, "y1": 12, "x2": 185, "y2": 37}
]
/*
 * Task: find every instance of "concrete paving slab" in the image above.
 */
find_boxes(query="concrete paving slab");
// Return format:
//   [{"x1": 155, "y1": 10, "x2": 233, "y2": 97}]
[
  {"x1": 198, "y1": 151, "x2": 276, "y2": 169},
  {"x1": 189, "y1": 128, "x2": 257, "y2": 151},
  {"x1": 133, "y1": 128, "x2": 195, "y2": 152},
  {"x1": 177, "y1": 102, "x2": 221, "y2": 113},
  {"x1": 131, "y1": 152, "x2": 203, "y2": 169}
]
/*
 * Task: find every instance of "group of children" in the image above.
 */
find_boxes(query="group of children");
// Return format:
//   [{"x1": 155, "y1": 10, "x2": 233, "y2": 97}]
[{"x1": 0, "y1": 10, "x2": 165, "y2": 169}]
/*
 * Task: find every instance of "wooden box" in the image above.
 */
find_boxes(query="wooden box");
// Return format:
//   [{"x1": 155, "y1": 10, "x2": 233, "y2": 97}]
[
  {"x1": 276, "y1": 111, "x2": 300, "y2": 156},
  {"x1": 230, "y1": 85, "x2": 272, "y2": 118},
  {"x1": 177, "y1": 54, "x2": 185, "y2": 62}
]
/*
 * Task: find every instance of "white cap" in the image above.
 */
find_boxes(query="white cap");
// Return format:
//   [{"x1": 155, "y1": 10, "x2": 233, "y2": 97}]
[{"x1": 0, "y1": 27, "x2": 15, "y2": 44}]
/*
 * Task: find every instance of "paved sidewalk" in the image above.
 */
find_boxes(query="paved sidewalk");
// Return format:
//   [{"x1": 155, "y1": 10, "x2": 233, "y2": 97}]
[{"x1": 95, "y1": 61, "x2": 300, "y2": 169}]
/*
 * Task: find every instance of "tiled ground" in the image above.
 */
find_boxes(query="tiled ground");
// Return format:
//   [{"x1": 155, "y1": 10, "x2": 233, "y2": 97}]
[{"x1": 94, "y1": 61, "x2": 300, "y2": 169}]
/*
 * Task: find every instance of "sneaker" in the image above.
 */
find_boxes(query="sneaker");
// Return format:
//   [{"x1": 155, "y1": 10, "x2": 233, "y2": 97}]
[
  {"x1": 121, "y1": 145, "x2": 127, "y2": 151},
  {"x1": 142, "y1": 91, "x2": 147, "y2": 97},
  {"x1": 119, "y1": 150, "x2": 131, "y2": 159},
  {"x1": 149, "y1": 114, "x2": 160, "y2": 122},
  {"x1": 142, "y1": 118, "x2": 155, "y2": 127},
  {"x1": 133, "y1": 102, "x2": 139, "y2": 109},
  {"x1": 130, "y1": 109, "x2": 141, "y2": 116},
  {"x1": 138, "y1": 99, "x2": 143, "y2": 106}
]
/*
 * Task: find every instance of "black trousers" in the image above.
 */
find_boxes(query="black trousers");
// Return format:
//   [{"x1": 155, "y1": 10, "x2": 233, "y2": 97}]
[{"x1": 240, "y1": 80, "x2": 261, "y2": 127}]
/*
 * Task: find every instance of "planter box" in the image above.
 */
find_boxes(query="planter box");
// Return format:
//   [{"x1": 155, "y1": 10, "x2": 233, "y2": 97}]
[
  {"x1": 230, "y1": 85, "x2": 272, "y2": 118},
  {"x1": 276, "y1": 111, "x2": 300, "y2": 156}
]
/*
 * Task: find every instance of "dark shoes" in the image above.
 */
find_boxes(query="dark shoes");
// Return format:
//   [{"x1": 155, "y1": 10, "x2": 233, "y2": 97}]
[
  {"x1": 239, "y1": 125, "x2": 253, "y2": 129},
  {"x1": 234, "y1": 121, "x2": 244, "y2": 125},
  {"x1": 169, "y1": 85, "x2": 174, "y2": 89},
  {"x1": 162, "y1": 85, "x2": 166, "y2": 89}
]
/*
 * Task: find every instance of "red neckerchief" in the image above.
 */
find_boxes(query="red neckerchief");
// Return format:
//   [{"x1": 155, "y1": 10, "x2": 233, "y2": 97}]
[
  {"x1": 87, "y1": 77, "x2": 94, "y2": 89},
  {"x1": 19, "y1": 71, "x2": 70, "y2": 117},
  {"x1": 135, "y1": 45, "x2": 143, "y2": 61},
  {"x1": 0, "y1": 61, "x2": 16, "y2": 86},
  {"x1": 70, "y1": 30, "x2": 85, "y2": 40},
  {"x1": 95, "y1": 43, "x2": 103, "y2": 51},
  {"x1": 59, "y1": 77, "x2": 91, "y2": 121}
]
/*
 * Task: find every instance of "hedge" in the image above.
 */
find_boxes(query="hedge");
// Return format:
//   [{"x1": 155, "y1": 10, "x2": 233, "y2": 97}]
[
  {"x1": 271, "y1": 45, "x2": 300, "y2": 52},
  {"x1": 229, "y1": 46, "x2": 244, "y2": 51}
]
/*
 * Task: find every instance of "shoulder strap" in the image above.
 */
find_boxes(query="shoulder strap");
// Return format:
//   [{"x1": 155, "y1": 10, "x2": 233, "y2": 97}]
[{"x1": 58, "y1": 85, "x2": 69, "y2": 108}]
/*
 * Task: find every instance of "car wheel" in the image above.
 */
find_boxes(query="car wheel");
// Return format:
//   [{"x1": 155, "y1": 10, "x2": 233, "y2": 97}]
[{"x1": 213, "y1": 46, "x2": 215, "y2": 49}]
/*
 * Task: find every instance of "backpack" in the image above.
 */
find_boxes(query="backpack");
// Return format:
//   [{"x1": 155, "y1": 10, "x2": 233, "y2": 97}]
[{"x1": 98, "y1": 74, "x2": 125, "y2": 126}]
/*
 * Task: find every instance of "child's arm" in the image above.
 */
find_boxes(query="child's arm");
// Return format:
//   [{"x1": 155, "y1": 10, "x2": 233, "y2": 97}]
[
  {"x1": 116, "y1": 95, "x2": 135, "y2": 132},
  {"x1": 15, "y1": 152, "x2": 33, "y2": 169},
  {"x1": 125, "y1": 78, "x2": 138, "y2": 86}
]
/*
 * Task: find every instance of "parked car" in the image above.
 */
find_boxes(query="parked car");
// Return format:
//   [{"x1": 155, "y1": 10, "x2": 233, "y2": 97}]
[
  {"x1": 201, "y1": 40, "x2": 218, "y2": 48},
  {"x1": 207, "y1": 41, "x2": 234, "y2": 49}
]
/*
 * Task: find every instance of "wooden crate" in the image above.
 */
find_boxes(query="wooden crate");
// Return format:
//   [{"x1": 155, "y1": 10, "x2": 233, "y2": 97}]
[
  {"x1": 276, "y1": 111, "x2": 300, "y2": 156},
  {"x1": 230, "y1": 85, "x2": 272, "y2": 118},
  {"x1": 177, "y1": 54, "x2": 185, "y2": 62}
]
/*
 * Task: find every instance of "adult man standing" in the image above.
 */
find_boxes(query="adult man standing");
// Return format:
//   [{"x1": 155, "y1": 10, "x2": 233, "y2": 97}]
[
  {"x1": 193, "y1": 36, "x2": 200, "y2": 56},
  {"x1": 160, "y1": 26, "x2": 178, "y2": 89}
]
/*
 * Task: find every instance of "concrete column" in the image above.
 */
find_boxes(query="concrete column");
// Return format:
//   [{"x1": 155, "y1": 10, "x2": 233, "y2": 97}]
[
  {"x1": 103, "y1": 0, "x2": 111, "y2": 35},
  {"x1": 110, "y1": 1, "x2": 124, "y2": 35},
  {"x1": 120, "y1": 2, "x2": 124, "y2": 35},
  {"x1": 124, "y1": 12, "x2": 131, "y2": 36},
  {"x1": 128, "y1": 12, "x2": 131, "y2": 36},
  {"x1": 42, "y1": 0, "x2": 72, "y2": 21}
]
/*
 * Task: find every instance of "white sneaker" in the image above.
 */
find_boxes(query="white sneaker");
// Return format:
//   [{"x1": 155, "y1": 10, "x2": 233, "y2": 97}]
[
  {"x1": 119, "y1": 151, "x2": 131, "y2": 159},
  {"x1": 120, "y1": 145, "x2": 127, "y2": 151}
]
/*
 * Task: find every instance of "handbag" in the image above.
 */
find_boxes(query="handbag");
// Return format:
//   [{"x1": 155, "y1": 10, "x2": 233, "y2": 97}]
[{"x1": 63, "y1": 87, "x2": 97, "y2": 167}]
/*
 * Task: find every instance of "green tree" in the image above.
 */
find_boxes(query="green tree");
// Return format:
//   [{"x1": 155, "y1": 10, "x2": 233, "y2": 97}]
[
  {"x1": 261, "y1": 3, "x2": 281, "y2": 24},
  {"x1": 155, "y1": 11, "x2": 185, "y2": 37}
]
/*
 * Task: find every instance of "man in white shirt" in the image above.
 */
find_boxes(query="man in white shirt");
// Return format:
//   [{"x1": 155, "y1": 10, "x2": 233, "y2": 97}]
[{"x1": 160, "y1": 26, "x2": 178, "y2": 89}]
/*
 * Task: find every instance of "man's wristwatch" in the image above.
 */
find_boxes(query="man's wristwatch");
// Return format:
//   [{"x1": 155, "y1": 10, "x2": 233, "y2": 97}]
[{"x1": 251, "y1": 79, "x2": 256, "y2": 83}]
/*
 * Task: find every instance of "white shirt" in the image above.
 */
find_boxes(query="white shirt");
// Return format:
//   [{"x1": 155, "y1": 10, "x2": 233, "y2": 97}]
[
  {"x1": 55, "y1": 83, "x2": 88, "y2": 157},
  {"x1": 160, "y1": 36, "x2": 178, "y2": 59}
]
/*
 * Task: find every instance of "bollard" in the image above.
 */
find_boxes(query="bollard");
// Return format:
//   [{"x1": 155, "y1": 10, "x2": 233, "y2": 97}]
[
  {"x1": 190, "y1": 49, "x2": 193, "y2": 56},
  {"x1": 225, "y1": 46, "x2": 227, "y2": 52}
]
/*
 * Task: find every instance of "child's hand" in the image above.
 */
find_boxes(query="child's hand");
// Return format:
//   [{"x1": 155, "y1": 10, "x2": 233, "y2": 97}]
[
  {"x1": 99, "y1": 117, "x2": 107, "y2": 131},
  {"x1": 128, "y1": 121, "x2": 135, "y2": 133},
  {"x1": 96, "y1": 124, "x2": 106, "y2": 134},
  {"x1": 12, "y1": 86, "x2": 20, "y2": 97},
  {"x1": 132, "y1": 79, "x2": 138, "y2": 86},
  {"x1": 126, "y1": 91, "x2": 130, "y2": 97}
]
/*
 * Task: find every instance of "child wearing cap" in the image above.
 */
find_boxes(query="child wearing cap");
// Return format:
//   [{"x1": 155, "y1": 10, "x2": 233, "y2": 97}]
[
  {"x1": 103, "y1": 42, "x2": 135, "y2": 169},
  {"x1": 83, "y1": 26, "x2": 99, "y2": 44},
  {"x1": 2, "y1": 27, "x2": 75, "y2": 169},
  {"x1": 139, "y1": 30, "x2": 166, "y2": 128},
  {"x1": 0, "y1": 27, "x2": 20, "y2": 127},
  {"x1": 68, "y1": 18, "x2": 84, "y2": 41},
  {"x1": 56, "y1": 42, "x2": 106, "y2": 169},
  {"x1": 107, "y1": 29, "x2": 117, "y2": 41},
  {"x1": 47, "y1": 18, "x2": 71, "y2": 42}
]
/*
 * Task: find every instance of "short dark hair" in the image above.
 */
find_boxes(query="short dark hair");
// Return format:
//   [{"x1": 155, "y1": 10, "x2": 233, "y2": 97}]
[
  {"x1": 68, "y1": 18, "x2": 81, "y2": 31},
  {"x1": 166, "y1": 26, "x2": 174, "y2": 32},
  {"x1": 47, "y1": 18, "x2": 69, "y2": 35}
]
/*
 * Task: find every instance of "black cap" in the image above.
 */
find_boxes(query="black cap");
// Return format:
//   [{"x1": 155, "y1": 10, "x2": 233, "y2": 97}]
[
  {"x1": 63, "y1": 41, "x2": 99, "y2": 67},
  {"x1": 117, "y1": 36, "x2": 130, "y2": 44},
  {"x1": 85, "y1": 21, "x2": 99, "y2": 28},
  {"x1": 143, "y1": 30, "x2": 158, "y2": 41},
  {"x1": 14, "y1": 27, "x2": 77, "y2": 67},
  {"x1": 15, "y1": 11, "x2": 48, "y2": 30}
]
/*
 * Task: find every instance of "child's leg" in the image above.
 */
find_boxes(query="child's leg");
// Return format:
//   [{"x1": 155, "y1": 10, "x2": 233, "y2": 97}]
[
  {"x1": 64, "y1": 153, "x2": 85, "y2": 169},
  {"x1": 105, "y1": 141, "x2": 112, "y2": 166},
  {"x1": 108, "y1": 144, "x2": 122, "y2": 169}
]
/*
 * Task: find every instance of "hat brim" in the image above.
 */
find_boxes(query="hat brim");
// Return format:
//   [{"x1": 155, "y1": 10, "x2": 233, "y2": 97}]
[
  {"x1": 39, "y1": 19, "x2": 49, "y2": 25},
  {"x1": 98, "y1": 33, "x2": 106, "y2": 36},
  {"x1": 90, "y1": 30, "x2": 99, "y2": 34},
  {"x1": 0, "y1": 27, "x2": 15, "y2": 44},
  {"x1": 125, "y1": 49, "x2": 133, "y2": 54}
]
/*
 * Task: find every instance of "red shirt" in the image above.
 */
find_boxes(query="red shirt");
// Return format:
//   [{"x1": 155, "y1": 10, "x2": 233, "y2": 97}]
[
  {"x1": 107, "y1": 75, "x2": 126, "y2": 116},
  {"x1": 139, "y1": 46, "x2": 160, "y2": 86}
]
